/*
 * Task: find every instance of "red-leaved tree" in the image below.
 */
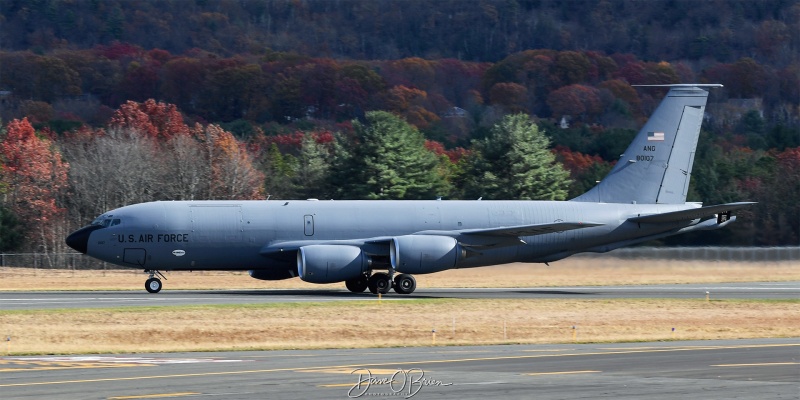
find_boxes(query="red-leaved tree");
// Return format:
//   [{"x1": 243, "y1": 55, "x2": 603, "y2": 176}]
[
  {"x1": 194, "y1": 124, "x2": 265, "y2": 200},
  {"x1": 0, "y1": 118, "x2": 70, "y2": 254},
  {"x1": 109, "y1": 99, "x2": 191, "y2": 140}
]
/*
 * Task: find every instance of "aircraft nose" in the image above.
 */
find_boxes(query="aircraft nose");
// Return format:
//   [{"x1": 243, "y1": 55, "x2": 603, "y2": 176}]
[{"x1": 66, "y1": 225, "x2": 103, "y2": 254}]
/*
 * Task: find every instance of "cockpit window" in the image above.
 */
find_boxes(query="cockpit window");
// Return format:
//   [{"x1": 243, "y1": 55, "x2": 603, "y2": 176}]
[{"x1": 90, "y1": 215, "x2": 118, "y2": 227}]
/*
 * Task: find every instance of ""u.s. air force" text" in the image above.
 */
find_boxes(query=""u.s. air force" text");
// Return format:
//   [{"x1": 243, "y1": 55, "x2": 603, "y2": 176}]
[{"x1": 117, "y1": 233, "x2": 189, "y2": 243}]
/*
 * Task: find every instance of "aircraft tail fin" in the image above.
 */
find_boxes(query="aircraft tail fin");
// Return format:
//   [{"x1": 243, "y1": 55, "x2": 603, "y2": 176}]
[{"x1": 572, "y1": 84, "x2": 722, "y2": 204}]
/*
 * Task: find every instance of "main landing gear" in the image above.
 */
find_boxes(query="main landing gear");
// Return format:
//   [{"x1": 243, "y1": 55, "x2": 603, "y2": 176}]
[
  {"x1": 144, "y1": 270, "x2": 167, "y2": 293},
  {"x1": 345, "y1": 271, "x2": 417, "y2": 295}
]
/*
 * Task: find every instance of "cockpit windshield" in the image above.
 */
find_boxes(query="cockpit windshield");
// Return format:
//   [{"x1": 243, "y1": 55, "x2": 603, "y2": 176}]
[{"x1": 90, "y1": 216, "x2": 121, "y2": 228}]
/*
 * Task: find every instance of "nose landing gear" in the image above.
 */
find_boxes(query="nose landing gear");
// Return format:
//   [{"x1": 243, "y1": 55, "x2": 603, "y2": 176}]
[{"x1": 144, "y1": 270, "x2": 167, "y2": 293}]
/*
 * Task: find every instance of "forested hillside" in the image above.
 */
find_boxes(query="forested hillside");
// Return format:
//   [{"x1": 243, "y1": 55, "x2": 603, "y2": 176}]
[
  {"x1": 0, "y1": 0, "x2": 797, "y2": 253},
  {"x1": 2, "y1": 0, "x2": 797, "y2": 64}
]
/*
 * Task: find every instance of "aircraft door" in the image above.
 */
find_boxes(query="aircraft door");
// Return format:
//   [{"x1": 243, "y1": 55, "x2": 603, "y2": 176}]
[
  {"x1": 304, "y1": 215, "x2": 314, "y2": 236},
  {"x1": 123, "y1": 248, "x2": 146, "y2": 266}
]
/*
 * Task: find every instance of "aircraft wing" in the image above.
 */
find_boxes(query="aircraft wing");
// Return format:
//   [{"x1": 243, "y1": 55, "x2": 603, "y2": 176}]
[
  {"x1": 416, "y1": 221, "x2": 603, "y2": 249},
  {"x1": 261, "y1": 221, "x2": 604, "y2": 257},
  {"x1": 627, "y1": 202, "x2": 757, "y2": 224},
  {"x1": 455, "y1": 221, "x2": 603, "y2": 237}
]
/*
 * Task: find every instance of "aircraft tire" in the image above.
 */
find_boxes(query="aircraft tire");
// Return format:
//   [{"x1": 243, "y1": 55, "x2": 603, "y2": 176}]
[
  {"x1": 145, "y1": 278, "x2": 162, "y2": 293},
  {"x1": 345, "y1": 276, "x2": 369, "y2": 293},
  {"x1": 368, "y1": 272, "x2": 392, "y2": 294},
  {"x1": 393, "y1": 274, "x2": 416, "y2": 294}
]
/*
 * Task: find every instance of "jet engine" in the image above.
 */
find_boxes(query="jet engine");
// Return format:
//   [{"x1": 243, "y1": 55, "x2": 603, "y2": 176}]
[
  {"x1": 390, "y1": 235, "x2": 464, "y2": 274},
  {"x1": 248, "y1": 268, "x2": 296, "y2": 281},
  {"x1": 297, "y1": 245, "x2": 369, "y2": 284}
]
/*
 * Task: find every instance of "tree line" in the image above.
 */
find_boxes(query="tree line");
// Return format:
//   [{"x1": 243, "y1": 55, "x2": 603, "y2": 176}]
[
  {"x1": 1, "y1": 1, "x2": 796, "y2": 65},
  {"x1": 1, "y1": 46, "x2": 797, "y2": 134},
  {"x1": 1, "y1": 97, "x2": 797, "y2": 254},
  {"x1": 0, "y1": 102, "x2": 575, "y2": 253},
  {"x1": 0, "y1": 1, "x2": 797, "y2": 250}
]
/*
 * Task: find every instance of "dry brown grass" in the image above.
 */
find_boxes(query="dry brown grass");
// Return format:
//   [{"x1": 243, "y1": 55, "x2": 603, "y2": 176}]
[
  {"x1": 1, "y1": 259, "x2": 797, "y2": 355},
  {"x1": 1, "y1": 258, "x2": 798, "y2": 291},
  {"x1": 1, "y1": 299, "x2": 797, "y2": 355}
]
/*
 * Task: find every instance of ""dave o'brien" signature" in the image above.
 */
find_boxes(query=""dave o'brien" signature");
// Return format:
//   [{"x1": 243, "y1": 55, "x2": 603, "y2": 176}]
[{"x1": 348, "y1": 368, "x2": 453, "y2": 398}]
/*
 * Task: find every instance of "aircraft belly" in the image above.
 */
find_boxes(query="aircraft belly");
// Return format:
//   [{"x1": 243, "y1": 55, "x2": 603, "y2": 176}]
[{"x1": 163, "y1": 244, "x2": 270, "y2": 270}]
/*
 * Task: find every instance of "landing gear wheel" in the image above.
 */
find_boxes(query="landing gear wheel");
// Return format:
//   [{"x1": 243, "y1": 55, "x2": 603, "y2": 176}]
[
  {"x1": 145, "y1": 277, "x2": 162, "y2": 293},
  {"x1": 367, "y1": 272, "x2": 392, "y2": 294},
  {"x1": 393, "y1": 274, "x2": 416, "y2": 294},
  {"x1": 345, "y1": 276, "x2": 369, "y2": 293}
]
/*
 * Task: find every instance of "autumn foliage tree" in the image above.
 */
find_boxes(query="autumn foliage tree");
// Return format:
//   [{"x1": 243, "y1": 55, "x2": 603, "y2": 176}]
[
  {"x1": 547, "y1": 85, "x2": 604, "y2": 120},
  {"x1": 109, "y1": 99, "x2": 191, "y2": 140},
  {"x1": 553, "y1": 146, "x2": 613, "y2": 198},
  {"x1": 62, "y1": 100, "x2": 265, "y2": 229},
  {"x1": 0, "y1": 118, "x2": 69, "y2": 252},
  {"x1": 385, "y1": 85, "x2": 441, "y2": 129},
  {"x1": 195, "y1": 124, "x2": 265, "y2": 200}
]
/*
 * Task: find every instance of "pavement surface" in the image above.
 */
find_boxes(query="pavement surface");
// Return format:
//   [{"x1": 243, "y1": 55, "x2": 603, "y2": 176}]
[
  {"x1": 0, "y1": 339, "x2": 798, "y2": 399},
  {"x1": 0, "y1": 281, "x2": 798, "y2": 310}
]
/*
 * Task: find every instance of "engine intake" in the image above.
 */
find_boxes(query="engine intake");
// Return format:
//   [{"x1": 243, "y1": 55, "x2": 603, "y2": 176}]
[
  {"x1": 297, "y1": 245, "x2": 369, "y2": 284},
  {"x1": 390, "y1": 235, "x2": 463, "y2": 274}
]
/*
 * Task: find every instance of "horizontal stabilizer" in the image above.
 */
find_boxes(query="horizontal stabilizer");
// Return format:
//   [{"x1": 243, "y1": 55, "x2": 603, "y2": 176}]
[{"x1": 628, "y1": 202, "x2": 756, "y2": 223}]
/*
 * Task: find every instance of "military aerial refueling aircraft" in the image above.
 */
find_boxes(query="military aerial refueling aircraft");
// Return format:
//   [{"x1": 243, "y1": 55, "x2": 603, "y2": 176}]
[{"x1": 67, "y1": 84, "x2": 754, "y2": 294}]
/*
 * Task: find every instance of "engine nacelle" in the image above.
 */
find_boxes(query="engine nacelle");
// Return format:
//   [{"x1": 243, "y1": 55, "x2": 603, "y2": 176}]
[
  {"x1": 297, "y1": 245, "x2": 369, "y2": 284},
  {"x1": 390, "y1": 235, "x2": 463, "y2": 274},
  {"x1": 248, "y1": 269, "x2": 296, "y2": 281}
]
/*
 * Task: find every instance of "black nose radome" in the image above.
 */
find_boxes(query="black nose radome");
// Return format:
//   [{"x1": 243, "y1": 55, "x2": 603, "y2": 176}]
[{"x1": 66, "y1": 225, "x2": 103, "y2": 254}]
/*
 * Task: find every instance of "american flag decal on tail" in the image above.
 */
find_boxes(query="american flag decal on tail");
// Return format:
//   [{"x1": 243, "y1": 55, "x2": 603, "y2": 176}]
[{"x1": 647, "y1": 132, "x2": 665, "y2": 141}]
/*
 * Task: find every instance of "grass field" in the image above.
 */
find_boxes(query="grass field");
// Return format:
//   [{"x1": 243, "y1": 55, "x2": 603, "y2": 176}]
[
  {"x1": 0, "y1": 259, "x2": 797, "y2": 355},
  {"x1": 1, "y1": 299, "x2": 798, "y2": 355}
]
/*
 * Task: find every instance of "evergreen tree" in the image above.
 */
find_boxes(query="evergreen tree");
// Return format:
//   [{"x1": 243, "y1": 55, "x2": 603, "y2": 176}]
[
  {"x1": 0, "y1": 205, "x2": 22, "y2": 251},
  {"x1": 262, "y1": 143, "x2": 297, "y2": 199},
  {"x1": 461, "y1": 114, "x2": 571, "y2": 200},
  {"x1": 333, "y1": 111, "x2": 448, "y2": 199},
  {"x1": 292, "y1": 134, "x2": 332, "y2": 199}
]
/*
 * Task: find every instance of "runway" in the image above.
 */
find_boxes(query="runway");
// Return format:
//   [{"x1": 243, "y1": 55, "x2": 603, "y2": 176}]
[
  {"x1": 0, "y1": 281, "x2": 798, "y2": 310},
  {"x1": 0, "y1": 338, "x2": 797, "y2": 399}
]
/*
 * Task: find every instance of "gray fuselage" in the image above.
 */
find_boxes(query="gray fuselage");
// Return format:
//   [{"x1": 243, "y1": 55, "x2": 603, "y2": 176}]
[{"x1": 83, "y1": 199, "x2": 700, "y2": 274}]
